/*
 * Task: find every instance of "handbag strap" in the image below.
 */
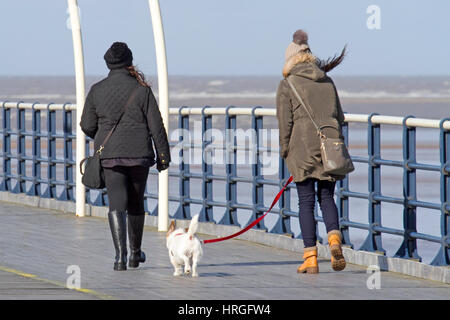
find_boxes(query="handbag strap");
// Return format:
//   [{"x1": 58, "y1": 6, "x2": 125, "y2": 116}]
[
  {"x1": 96, "y1": 85, "x2": 139, "y2": 155},
  {"x1": 286, "y1": 76, "x2": 342, "y2": 139},
  {"x1": 285, "y1": 77, "x2": 320, "y2": 132}
]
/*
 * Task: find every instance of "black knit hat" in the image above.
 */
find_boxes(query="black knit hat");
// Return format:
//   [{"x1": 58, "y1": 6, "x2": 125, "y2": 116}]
[{"x1": 104, "y1": 42, "x2": 133, "y2": 70}]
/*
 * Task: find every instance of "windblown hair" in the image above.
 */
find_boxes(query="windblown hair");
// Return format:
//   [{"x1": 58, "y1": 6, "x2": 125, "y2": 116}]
[
  {"x1": 315, "y1": 45, "x2": 347, "y2": 73},
  {"x1": 127, "y1": 65, "x2": 150, "y2": 87}
]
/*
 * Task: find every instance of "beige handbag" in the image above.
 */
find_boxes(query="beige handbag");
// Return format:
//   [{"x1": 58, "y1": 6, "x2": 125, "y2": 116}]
[{"x1": 286, "y1": 77, "x2": 354, "y2": 176}]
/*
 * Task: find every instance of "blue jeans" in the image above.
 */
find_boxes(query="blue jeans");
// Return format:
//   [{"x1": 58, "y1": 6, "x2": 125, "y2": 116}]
[{"x1": 296, "y1": 178, "x2": 339, "y2": 248}]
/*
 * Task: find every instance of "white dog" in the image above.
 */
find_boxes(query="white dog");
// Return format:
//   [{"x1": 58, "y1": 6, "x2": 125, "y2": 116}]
[{"x1": 166, "y1": 214, "x2": 203, "y2": 277}]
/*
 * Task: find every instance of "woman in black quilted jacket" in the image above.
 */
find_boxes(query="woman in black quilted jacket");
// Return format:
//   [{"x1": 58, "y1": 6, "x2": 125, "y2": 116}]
[{"x1": 80, "y1": 42, "x2": 171, "y2": 271}]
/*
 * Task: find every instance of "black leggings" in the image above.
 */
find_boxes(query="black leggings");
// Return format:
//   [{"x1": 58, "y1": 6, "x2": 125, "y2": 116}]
[
  {"x1": 296, "y1": 178, "x2": 339, "y2": 248},
  {"x1": 103, "y1": 166, "x2": 149, "y2": 216}
]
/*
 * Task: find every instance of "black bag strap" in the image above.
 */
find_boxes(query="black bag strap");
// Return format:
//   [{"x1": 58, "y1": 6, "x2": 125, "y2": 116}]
[
  {"x1": 96, "y1": 85, "x2": 139, "y2": 155},
  {"x1": 79, "y1": 157, "x2": 87, "y2": 175}
]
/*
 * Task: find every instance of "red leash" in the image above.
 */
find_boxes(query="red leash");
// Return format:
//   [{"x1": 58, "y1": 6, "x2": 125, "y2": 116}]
[{"x1": 202, "y1": 176, "x2": 293, "y2": 244}]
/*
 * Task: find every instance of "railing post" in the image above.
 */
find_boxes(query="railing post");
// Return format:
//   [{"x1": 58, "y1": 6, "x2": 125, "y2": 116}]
[
  {"x1": 268, "y1": 157, "x2": 293, "y2": 235},
  {"x1": 360, "y1": 113, "x2": 385, "y2": 254},
  {"x1": 12, "y1": 102, "x2": 26, "y2": 194},
  {"x1": 395, "y1": 115, "x2": 421, "y2": 261},
  {"x1": 84, "y1": 138, "x2": 91, "y2": 204},
  {"x1": 250, "y1": 106, "x2": 266, "y2": 230},
  {"x1": 199, "y1": 106, "x2": 214, "y2": 222},
  {"x1": 174, "y1": 106, "x2": 191, "y2": 219},
  {"x1": 1, "y1": 102, "x2": 11, "y2": 191},
  {"x1": 92, "y1": 187, "x2": 108, "y2": 207},
  {"x1": 337, "y1": 119, "x2": 353, "y2": 247},
  {"x1": 27, "y1": 103, "x2": 41, "y2": 197},
  {"x1": 431, "y1": 118, "x2": 450, "y2": 266},
  {"x1": 59, "y1": 103, "x2": 74, "y2": 201},
  {"x1": 42, "y1": 104, "x2": 56, "y2": 199},
  {"x1": 219, "y1": 106, "x2": 239, "y2": 225}
]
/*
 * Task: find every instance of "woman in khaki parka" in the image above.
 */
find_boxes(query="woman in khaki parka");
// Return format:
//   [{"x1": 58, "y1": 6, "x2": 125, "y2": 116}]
[{"x1": 276, "y1": 29, "x2": 347, "y2": 274}]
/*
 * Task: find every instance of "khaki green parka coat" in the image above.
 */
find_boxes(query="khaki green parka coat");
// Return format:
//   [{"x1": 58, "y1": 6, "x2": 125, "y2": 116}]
[{"x1": 276, "y1": 58, "x2": 346, "y2": 183}]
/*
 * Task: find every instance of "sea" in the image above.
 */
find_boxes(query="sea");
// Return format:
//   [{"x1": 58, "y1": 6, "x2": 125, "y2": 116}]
[{"x1": 1, "y1": 75, "x2": 449, "y2": 264}]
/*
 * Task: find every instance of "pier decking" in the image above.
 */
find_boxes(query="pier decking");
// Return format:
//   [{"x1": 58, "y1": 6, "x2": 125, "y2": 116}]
[{"x1": 0, "y1": 200, "x2": 448, "y2": 300}]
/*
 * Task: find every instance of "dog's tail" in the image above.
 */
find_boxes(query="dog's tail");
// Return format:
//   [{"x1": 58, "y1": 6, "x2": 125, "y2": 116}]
[{"x1": 187, "y1": 214, "x2": 200, "y2": 237}]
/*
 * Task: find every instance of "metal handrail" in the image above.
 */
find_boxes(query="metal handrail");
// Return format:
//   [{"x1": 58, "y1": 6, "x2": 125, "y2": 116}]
[{"x1": 2, "y1": 102, "x2": 449, "y2": 129}]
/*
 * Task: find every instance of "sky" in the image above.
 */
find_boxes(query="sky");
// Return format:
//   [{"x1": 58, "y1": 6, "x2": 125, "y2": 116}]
[{"x1": 0, "y1": 0, "x2": 449, "y2": 76}]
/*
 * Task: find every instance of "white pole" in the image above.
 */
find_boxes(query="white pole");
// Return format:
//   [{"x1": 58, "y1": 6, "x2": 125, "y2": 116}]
[
  {"x1": 68, "y1": 0, "x2": 86, "y2": 217},
  {"x1": 148, "y1": 0, "x2": 169, "y2": 231}
]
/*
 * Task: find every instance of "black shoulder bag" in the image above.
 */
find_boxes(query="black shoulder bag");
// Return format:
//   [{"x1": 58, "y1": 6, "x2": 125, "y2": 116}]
[
  {"x1": 286, "y1": 77, "x2": 354, "y2": 176},
  {"x1": 80, "y1": 86, "x2": 139, "y2": 189}
]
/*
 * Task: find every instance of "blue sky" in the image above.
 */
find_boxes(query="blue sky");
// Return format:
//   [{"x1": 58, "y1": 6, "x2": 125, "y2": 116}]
[{"x1": 0, "y1": 0, "x2": 449, "y2": 76}]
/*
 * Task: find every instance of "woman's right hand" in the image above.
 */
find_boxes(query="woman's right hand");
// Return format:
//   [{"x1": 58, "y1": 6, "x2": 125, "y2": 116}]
[
  {"x1": 157, "y1": 162, "x2": 169, "y2": 172},
  {"x1": 156, "y1": 154, "x2": 170, "y2": 172}
]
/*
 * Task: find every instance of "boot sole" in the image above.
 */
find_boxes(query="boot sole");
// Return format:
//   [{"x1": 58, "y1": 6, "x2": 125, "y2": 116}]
[
  {"x1": 128, "y1": 259, "x2": 145, "y2": 268},
  {"x1": 114, "y1": 262, "x2": 127, "y2": 271},
  {"x1": 129, "y1": 253, "x2": 146, "y2": 268},
  {"x1": 330, "y1": 244, "x2": 346, "y2": 271},
  {"x1": 297, "y1": 266, "x2": 319, "y2": 274}
]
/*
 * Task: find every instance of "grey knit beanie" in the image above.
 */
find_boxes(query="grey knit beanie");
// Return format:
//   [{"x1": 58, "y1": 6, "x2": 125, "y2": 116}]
[
  {"x1": 293, "y1": 29, "x2": 308, "y2": 45},
  {"x1": 285, "y1": 29, "x2": 310, "y2": 62}
]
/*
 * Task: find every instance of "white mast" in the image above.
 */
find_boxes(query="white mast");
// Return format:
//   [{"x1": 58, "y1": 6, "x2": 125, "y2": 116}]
[
  {"x1": 148, "y1": 0, "x2": 170, "y2": 231},
  {"x1": 67, "y1": 0, "x2": 86, "y2": 217}
]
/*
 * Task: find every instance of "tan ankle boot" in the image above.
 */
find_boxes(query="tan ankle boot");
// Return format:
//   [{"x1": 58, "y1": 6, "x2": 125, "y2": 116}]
[
  {"x1": 297, "y1": 246, "x2": 319, "y2": 274},
  {"x1": 328, "y1": 230, "x2": 346, "y2": 271}
]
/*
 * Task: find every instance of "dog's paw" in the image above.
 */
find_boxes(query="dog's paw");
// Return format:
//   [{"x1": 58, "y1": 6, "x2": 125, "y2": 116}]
[
  {"x1": 184, "y1": 267, "x2": 191, "y2": 275},
  {"x1": 173, "y1": 270, "x2": 183, "y2": 276},
  {"x1": 192, "y1": 272, "x2": 199, "y2": 277}
]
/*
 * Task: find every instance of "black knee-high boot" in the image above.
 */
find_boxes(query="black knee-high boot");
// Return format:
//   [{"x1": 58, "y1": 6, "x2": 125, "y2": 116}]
[
  {"x1": 128, "y1": 214, "x2": 146, "y2": 268},
  {"x1": 108, "y1": 210, "x2": 128, "y2": 271}
]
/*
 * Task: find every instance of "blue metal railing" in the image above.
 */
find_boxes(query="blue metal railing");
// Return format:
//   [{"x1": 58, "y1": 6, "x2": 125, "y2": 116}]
[
  {"x1": 1, "y1": 102, "x2": 77, "y2": 199},
  {"x1": 337, "y1": 114, "x2": 450, "y2": 265},
  {"x1": 1, "y1": 102, "x2": 449, "y2": 266}
]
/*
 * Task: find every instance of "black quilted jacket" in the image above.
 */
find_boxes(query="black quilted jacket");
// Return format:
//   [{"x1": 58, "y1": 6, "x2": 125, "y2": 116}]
[{"x1": 80, "y1": 68, "x2": 170, "y2": 166}]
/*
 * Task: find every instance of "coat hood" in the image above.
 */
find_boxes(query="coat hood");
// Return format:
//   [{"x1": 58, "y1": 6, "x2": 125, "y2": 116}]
[{"x1": 282, "y1": 53, "x2": 326, "y2": 81}]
